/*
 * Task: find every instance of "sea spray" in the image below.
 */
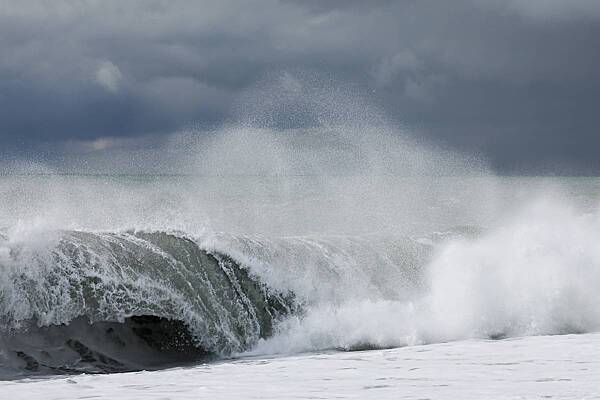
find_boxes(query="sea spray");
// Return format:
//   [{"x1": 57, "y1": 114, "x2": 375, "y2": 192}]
[
  {"x1": 1, "y1": 75, "x2": 599, "y2": 377},
  {"x1": 244, "y1": 197, "x2": 600, "y2": 356}
]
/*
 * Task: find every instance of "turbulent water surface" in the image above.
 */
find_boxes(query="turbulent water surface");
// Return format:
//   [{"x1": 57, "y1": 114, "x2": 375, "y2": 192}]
[{"x1": 1, "y1": 175, "x2": 600, "y2": 382}]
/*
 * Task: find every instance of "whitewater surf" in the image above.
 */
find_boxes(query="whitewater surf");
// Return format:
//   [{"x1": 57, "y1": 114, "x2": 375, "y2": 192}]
[{"x1": 1, "y1": 175, "x2": 600, "y2": 380}]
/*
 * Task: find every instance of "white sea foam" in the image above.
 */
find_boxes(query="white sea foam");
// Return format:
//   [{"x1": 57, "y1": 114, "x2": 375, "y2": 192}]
[{"x1": 239, "y1": 198, "x2": 600, "y2": 356}]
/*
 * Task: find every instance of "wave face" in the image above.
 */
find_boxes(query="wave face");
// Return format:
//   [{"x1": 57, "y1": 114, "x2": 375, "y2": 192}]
[{"x1": 0, "y1": 230, "x2": 293, "y2": 377}]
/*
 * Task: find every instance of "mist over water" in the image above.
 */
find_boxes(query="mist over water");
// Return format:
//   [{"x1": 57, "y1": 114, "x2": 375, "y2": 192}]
[
  {"x1": 1, "y1": 74, "x2": 600, "y2": 376},
  {"x1": 0, "y1": 73, "x2": 492, "y2": 236}
]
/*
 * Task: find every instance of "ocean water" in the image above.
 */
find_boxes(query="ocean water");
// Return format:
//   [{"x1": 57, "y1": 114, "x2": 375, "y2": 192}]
[{"x1": 1, "y1": 174, "x2": 600, "y2": 398}]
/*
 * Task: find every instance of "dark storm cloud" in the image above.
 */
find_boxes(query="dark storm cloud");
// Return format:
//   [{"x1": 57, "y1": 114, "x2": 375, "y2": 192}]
[{"x1": 1, "y1": 0, "x2": 599, "y2": 173}]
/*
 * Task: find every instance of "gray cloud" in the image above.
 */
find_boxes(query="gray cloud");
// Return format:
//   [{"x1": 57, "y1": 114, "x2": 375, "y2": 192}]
[{"x1": 1, "y1": 0, "x2": 599, "y2": 173}]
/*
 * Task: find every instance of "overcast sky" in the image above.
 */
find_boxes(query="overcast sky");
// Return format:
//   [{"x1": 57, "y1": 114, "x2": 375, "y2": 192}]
[{"x1": 1, "y1": 0, "x2": 599, "y2": 174}]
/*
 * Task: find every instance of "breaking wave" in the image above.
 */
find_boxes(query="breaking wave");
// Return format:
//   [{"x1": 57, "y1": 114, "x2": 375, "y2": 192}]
[
  {"x1": 1, "y1": 75, "x2": 599, "y2": 379},
  {"x1": 2, "y1": 199, "x2": 600, "y2": 378},
  {"x1": 0, "y1": 230, "x2": 294, "y2": 377}
]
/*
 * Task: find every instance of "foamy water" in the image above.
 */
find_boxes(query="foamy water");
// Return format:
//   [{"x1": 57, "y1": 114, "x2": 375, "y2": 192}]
[
  {"x1": 1, "y1": 175, "x2": 599, "y2": 380},
  {"x1": 3, "y1": 333, "x2": 599, "y2": 399}
]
